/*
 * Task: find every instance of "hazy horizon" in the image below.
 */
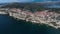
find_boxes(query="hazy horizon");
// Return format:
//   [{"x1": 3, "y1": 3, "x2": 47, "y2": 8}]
[
  {"x1": 0, "y1": 0, "x2": 60, "y2": 3},
  {"x1": 0, "y1": 0, "x2": 60, "y2": 8}
]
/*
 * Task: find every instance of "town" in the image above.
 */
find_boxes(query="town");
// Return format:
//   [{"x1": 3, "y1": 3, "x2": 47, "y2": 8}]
[{"x1": 0, "y1": 8, "x2": 60, "y2": 29}]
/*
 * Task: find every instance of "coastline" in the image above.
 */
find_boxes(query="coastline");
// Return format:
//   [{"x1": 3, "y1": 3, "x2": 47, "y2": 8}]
[{"x1": 0, "y1": 8, "x2": 60, "y2": 29}]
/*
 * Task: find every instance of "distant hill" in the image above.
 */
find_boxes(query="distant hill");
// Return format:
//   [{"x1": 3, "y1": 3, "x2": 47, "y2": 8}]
[
  {"x1": 0, "y1": 2, "x2": 60, "y2": 8},
  {"x1": 0, "y1": 2, "x2": 60, "y2": 12},
  {"x1": 0, "y1": 2, "x2": 46, "y2": 11}
]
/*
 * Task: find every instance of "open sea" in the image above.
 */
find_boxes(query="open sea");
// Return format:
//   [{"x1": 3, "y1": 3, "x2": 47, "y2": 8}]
[{"x1": 0, "y1": 15, "x2": 60, "y2": 34}]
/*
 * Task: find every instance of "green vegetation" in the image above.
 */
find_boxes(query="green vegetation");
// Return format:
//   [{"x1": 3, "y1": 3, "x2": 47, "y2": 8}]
[{"x1": 1, "y1": 3, "x2": 46, "y2": 12}]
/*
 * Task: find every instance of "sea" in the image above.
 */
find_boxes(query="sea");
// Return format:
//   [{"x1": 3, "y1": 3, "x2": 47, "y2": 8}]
[{"x1": 0, "y1": 14, "x2": 60, "y2": 34}]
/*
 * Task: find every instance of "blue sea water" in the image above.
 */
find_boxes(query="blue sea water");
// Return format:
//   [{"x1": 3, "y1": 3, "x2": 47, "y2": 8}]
[{"x1": 0, "y1": 15, "x2": 60, "y2": 34}]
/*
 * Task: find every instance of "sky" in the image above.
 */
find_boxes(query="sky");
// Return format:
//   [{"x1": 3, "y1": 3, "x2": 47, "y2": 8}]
[
  {"x1": 0, "y1": 0, "x2": 34, "y2": 3},
  {"x1": 0, "y1": 0, "x2": 60, "y2": 3}
]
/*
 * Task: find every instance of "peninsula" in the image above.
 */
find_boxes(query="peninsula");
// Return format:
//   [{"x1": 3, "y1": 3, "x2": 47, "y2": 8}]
[{"x1": 0, "y1": 8, "x2": 60, "y2": 29}]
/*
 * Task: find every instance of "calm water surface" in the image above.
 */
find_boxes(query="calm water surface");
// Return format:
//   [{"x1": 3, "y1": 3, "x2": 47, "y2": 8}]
[{"x1": 0, "y1": 15, "x2": 60, "y2": 34}]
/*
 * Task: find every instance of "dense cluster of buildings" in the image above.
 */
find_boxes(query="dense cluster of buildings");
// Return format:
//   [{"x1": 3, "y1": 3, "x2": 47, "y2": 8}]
[
  {"x1": 9, "y1": 8, "x2": 59, "y2": 21},
  {"x1": 0, "y1": 8, "x2": 60, "y2": 28},
  {"x1": 9, "y1": 8, "x2": 60, "y2": 28}
]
